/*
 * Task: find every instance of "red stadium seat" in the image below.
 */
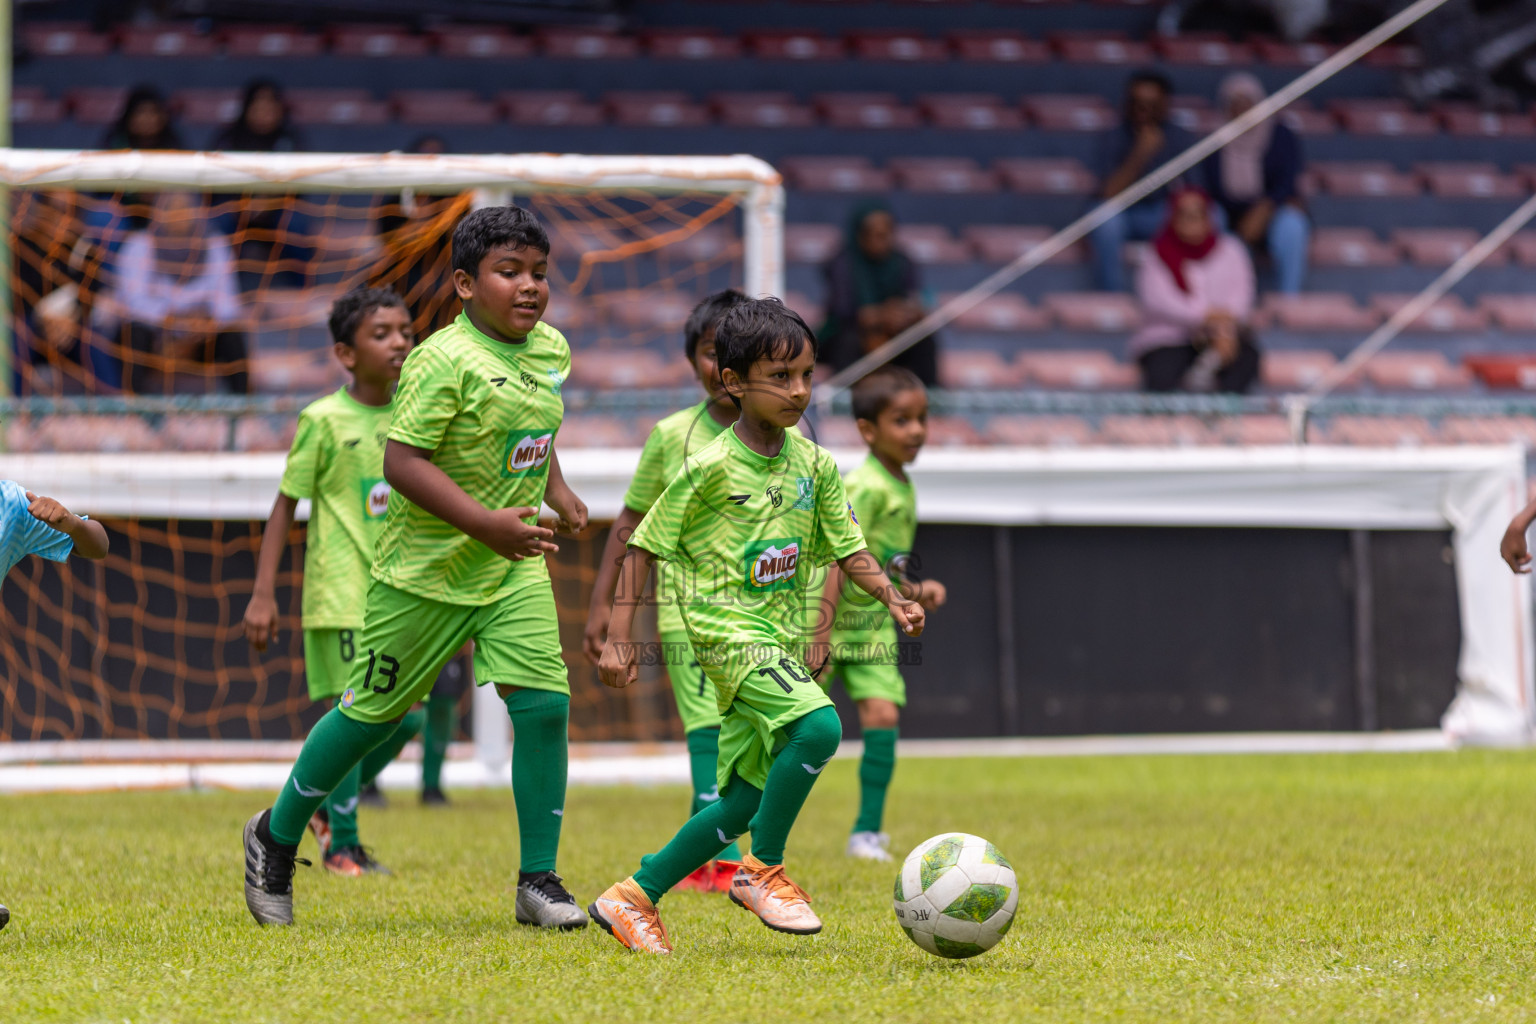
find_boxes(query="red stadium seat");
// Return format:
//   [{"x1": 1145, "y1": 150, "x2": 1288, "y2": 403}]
[
  {"x1": 1463, "y1": 355, "x2": 1536, "y2": 390},
  {"x1": 1019, "y1": 350, "x2": 1139, "y2": 390},
  {"x1": 555, "y1": 415, "x2": 638, "y2": 448},
  {"x1": 645, "y1": 29, "x2": 741, "y2": 60},
  {"x1": 1392, "y1": 228, "x2": 1496, "y2": 267},
  {"x1": 889, "y1": 157, "x2": 999, "y2": 193},
  {"x1": 924, "y1": 416, "x2": 984, "y2": 447},
  {"x1": 12, "y1": 88, "x2": 65, "y2": 125},
  {"x1": 948, "y1": 31, "x2": 1051, "y2": 63},
  {"x1": 1155, "y1": 35, "x2": 1253, "y2": 66},
  {"x1": 747, "y1": 31, "x2": 846, "y2": 60},
  {"x1": 251, "y1": 351, "x2": 345, "y2": 395},
  {"x1": 501, "y1": 91, "x2": 605, "y2": 127},
  {"x1": 1280, "y1": 104, "x2": 1339, "y2": 136},
  {"x1": 393, "y1": 90, "x2": 500, "y2": 126},
  {"x1": 1261, "y1": 350, "x2": 1338, "y2": 391},
  {"x1": 1322, "y1": 416, "x2": 1436, "y2": 445},
  {"x1": 1436, "y1": 105, "x2": 1535, "y2": 137},
  {"x1": 984, "y1": 415, "x2": 1094, "y2": 446},
  {"x1": 21, "y1": 23, "x2": 112, "y2": 57},
  {"x1": 118, "y1": 25, "x2": 218, "y2": 57},
  {"x1": 938, "y1": 350, "x2": 1027, "y2": 389},
  {"x1": 1329, "y1": 99, "x2": 1438, "y2": 136},
  {"x1": 1362, "y1": 44, "x2": 1423, "y2": 69},
  {"x1": 944, "y1": 292, "x2": 1051, "y2": 332},
  {"x1": 1309, "y1": 228, "x2": 1400, "y2": 267},
  {"x1": 1042, "y1": 293, "x2": 1141, "y2": 333},
  {"x1": 1253, "y1": 39, "x2": 1337, "y2": 66},
  {"x1": 433, "y1": 26, "x2": 534, "y2": 59},
  {"x1": 221, "y1": 26, "x2": 324, "y2": 58},
  {"x1": 783, "y1": 291, "x2": 824, "y2": 329},
  {"x1": 918, "y1": 94, "x2": 1025, "y2": 131},
  {"x1": 1313, "y1": 161, "x2": 1420, "y2": 197},
  {"x1": 174, "y1": 88, "x2": 243, "y2": 127},
  {"x1": 287, "y1": 89, "x2": 390, "y2": 126},
  {"x1": 785, "y1": 224, "x2": 842, "y2": 265},
  {"x1": 712, "y1": 92, "x2": 817, "y2": 128},
  {"x1": 848, "y1": 30, "x2": 949, "y2": 61},
  {"x1": 1097, "y1": 415, "x2": 1215, "y2": 445},
  {"x1": 1438, "y1": 415, "x2": 1536, "y2": 443},
  {"x1": 1259, "y1": 293, "x2": 1380, "y2": 332},
  {"x1": 1478, "y1": 294, "x2": 1536, "y2": 332},
  {"x1": 538, "y1": 29, "x2": 639, "y2": 59},
  {"x1": 598, "y1": 290, "x2": 700, "y2": 331},
  {"x1": 606, "y1": 92, "x2": 711, "y2": 128},
  {"x1": 1049, "y1": 32, "x2": 1154, "y2": 64},
  {"x1": 814, "y1": 93, "x2": 921, "y2": 130},
  {"x1": 330, "y1": 25, "x2": 431, "y2": 58},
  {"x1": 1168, "y1": 95, "x2": 1222, "y2": 134},
  {"x1": 1023, "y1": 95, "x2": 1118, "y2": 132},
  {"x1": 566, "y1": 349, "x2": 670, "y2": 390},
  {"x1": 1369, "y1": 294, "x2": 1488, "y2": 333},
  {"x1": 780, "y1": 156, "x2": 894, "y2": 192},
  {"x1": 962, "y1": 225, "x2": 1085, "y2": 264},
  {"x1": 1362, "y1": 352, "x2": 1473, "y2": 391},
  {"x1": 1415, "y1": 162, "x2": 1524, "y2": 199},
  {"x1": 813, "y1": 416, "x2": 865, "y2": 448},
  {"x1": 992, "y1": 158, "x2": 1097, "y2": 196},
  {"x1": 67, "y1": 87, "x2": 128, "y2": 125},
  {"x1": 1509, "y1": 232, "x2": 1536, "y2": 267},
  {"x1": 894, "y1": 224, "x2": 973, "y2": 264},
  {"x1": 1211, "y1": 416, "x2": 1297, "y2": 445}
]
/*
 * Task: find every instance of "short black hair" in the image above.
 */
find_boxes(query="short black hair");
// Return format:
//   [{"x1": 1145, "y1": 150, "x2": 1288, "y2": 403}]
[
  {"x1": 1127, "y1": 69, "x2": 1174, "y2": 96},
  {"x1": 450, "y1": 205, "x2": 550, "y2": 277},
  {"x1": 328, "y1": 286, "x2": 408, "y2": 346},
  {"x1": 715, "y1": 297, "x2": 817, "y2": 407},
  {"x1": 851, "y1": 366, "x2": 926, "y2": 423},
  {"x1": 684, "y1": 288, "x2": 750, "y2": 362}
]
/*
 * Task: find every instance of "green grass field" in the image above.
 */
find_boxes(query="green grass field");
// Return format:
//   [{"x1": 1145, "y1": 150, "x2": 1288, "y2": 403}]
[{"x1": 6, "y1": 751, "x2": 1536, "y2": 1022}]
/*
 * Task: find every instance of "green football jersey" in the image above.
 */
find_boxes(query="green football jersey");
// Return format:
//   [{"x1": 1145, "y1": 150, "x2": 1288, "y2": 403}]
[
  {"x1": 829, "y1": 454, "x2": 916, "y2": 658},
  {"x1": 629, "y1": 426, "x2": 866, "y2": 703},
  {"x1": 279, "y1": 388, "x2": 394, "y2": 630},
  {"x1": 371, "y1": 311, "x2": 570, "y2": 606},
  {"x1": 624, "y1": 401, "x2": 731, "y2": 635}
]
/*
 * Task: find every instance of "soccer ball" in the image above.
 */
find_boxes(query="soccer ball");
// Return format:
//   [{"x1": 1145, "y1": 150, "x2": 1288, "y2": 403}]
[{"x1": 893, "y1": 833, "x2": 1018, "y2": 959}]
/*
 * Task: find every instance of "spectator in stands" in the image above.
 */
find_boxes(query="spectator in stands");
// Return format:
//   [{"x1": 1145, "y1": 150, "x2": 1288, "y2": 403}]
[
  {"x1": 820, "y1": 200, "x2": 938, "y2": 386},
  {"x1": 100, "y1": 85, "x2": 183, "y2": 151},
  {"x1": 372, "y1": 134, "x2": 464, "y2": 337},
  {"x1": 211, "y1": 79, "x2": 311, "y2": 290},
  {"x1": 10, "y1": 192, "x2": 116, "y2": 394},
  {"x1": 1130, "y1": 187, "x2": 1260, "y2": 393},
  {"x1": 1089, "y1": 70, "x2": 1193, "y2": 292},
  {"x1": 1200, "y1": 73, "x2": 1309, "y2": 295},
  {"x1": 94, "y1": 192, "x2": 250, "y2": 394}
]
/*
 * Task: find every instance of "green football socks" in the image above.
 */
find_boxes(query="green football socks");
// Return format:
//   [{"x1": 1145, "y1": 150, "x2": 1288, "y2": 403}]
[
  {"x1": 359, "y1": 706, "x2": 426, "y2": 786},
  {"x1": 854, "y1": 727, "x2": 898, "y2": 835},
  {"x1": 686, "y1": 727, "x2": 742, "y2": 860},
  {"x1": 325, "y1": 763, "x2": 362, "y2": 851},
  {"x1": 634, "y1": 773, "x2": 761, "y2": 903},
  {"x1": 747, "y1": 705, "x2": 842, "y2": 866},
  {"x1": 268, "y1": 708, "x2": 398, "y2": 847},
  {"x1": 422, "y1": 694, "x2": 456, "y2": 793},
  {"x1": 505, "y1": 689, "x2": 570, "y2": 873}
]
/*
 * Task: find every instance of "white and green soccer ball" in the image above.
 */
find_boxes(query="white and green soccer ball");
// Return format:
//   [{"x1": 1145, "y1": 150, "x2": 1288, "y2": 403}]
[{"x1": 893, "y1": 833, "x2": 1018, "y2": 959}]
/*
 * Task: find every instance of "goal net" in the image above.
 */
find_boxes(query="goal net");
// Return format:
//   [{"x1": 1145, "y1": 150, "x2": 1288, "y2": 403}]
[{"x1": 0, "y1": 149, "x2": 784, "y2": 750}]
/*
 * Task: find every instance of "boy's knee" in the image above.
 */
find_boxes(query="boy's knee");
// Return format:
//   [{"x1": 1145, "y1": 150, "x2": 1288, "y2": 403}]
[
  {"x1": 857, "y1": 699, "x2": 900, "y2": 730},
  {"x1": 502, "y1": 688, "x2": 570, "y2": 726},
  {"x1": 796, "y1": 705, "x2": 843, "y2": 759}
]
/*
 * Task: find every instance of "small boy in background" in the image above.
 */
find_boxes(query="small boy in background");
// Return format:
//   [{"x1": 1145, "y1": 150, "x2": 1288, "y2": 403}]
[
  {"x1": 242, "y1": 285, "x2": 420, "y2": 876},
  {"x1": 813, "y1": 365, "x2": 946, "y2": 862}
]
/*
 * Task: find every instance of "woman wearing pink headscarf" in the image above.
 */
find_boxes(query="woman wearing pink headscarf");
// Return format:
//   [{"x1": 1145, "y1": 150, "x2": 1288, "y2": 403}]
[
  {"x1": 1130, "y1": 187, "x2": 1261, "y2": 393},
  {"x1": 1200, "y1": 72, "x2": 1309, "y2": 295}
]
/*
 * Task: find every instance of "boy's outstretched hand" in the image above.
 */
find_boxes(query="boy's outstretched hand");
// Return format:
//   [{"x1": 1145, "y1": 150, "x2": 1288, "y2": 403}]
[
  {"x1": 598, "y1": 638, "x2": 637, "y2": 689},
  {"x1": 913, "y1": 578, "x2": 947, "y2": 612},
  {"x1": 26, "y1": 491, "x2": 109, "y2": 559},
  {"x1": 889, "y1": 598, "x2": 925, "y2": 638},
  {"x1": 481, "y1": 506, "x2": 559, "y2": 562},
  {"x1": 1502, "y1": 522, "x2": 1532, "y2": 574},
  {"x1": 243, "y1": 594, "x2": 279, "y2": 651}
]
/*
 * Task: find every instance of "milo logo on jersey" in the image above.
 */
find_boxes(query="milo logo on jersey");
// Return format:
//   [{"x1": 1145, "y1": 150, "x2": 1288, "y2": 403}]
[
  {"x1": 360, "y1": 478, "x2": 391, "y2": 519},
  {"x1": 502, "y1": 429, "x2": 555, "y2": 477},
  {"x1": 743, "y1": 537, "x2": 802, "y2": 592}
]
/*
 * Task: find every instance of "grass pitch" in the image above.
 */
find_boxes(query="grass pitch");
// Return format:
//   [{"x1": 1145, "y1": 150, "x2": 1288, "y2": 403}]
[{"x1": 5, "y1": 751, "x2": 1536, "y2": 1023}]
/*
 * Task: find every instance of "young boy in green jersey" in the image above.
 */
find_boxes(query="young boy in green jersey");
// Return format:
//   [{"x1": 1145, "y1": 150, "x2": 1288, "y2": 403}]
[
  {"x1": 243, "y1": 285, "x2": 419, "y2": 877},
  {"x1": 243, "y1": 206, "x2": 591, "y2": 930},
  {"x1": 589, "y1": 297, "x2": 925, "y2": 954},
  {"x1": 813, "y1": 366, "x2": 947, "y2": 862},
  {"x1": 583, "y1": 287, "x2": 749, "y2": 893}
]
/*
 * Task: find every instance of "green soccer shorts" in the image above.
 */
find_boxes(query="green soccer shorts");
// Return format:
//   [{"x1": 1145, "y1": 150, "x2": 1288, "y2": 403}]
[
  {"x1": 302, "y1": 628, "x2": 362, "y2": 703},
  {"x1": 339, "y1": 576, "x2": 568, "y2": 724},
  {"x1": 659, "y1": 628, "x2": 722, "y2": 736},
  {"x1": 713, "y1": 645, "x2": 836, "y2": 793},
  {"x1": 823, "y1": 659, "x2": 907, "y2": 708}
]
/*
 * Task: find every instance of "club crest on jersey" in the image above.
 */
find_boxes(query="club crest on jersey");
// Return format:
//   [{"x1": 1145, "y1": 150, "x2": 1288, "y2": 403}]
[
  {"x1": 361, "y1": 478, "x2": 392, "y2": 519},
  {"x1": 744, "y1": 538, "x2": 801, "y2": 591},
  {"x1": 502, "y1": 429, "x2": 554, "y2": 477},
  {"x1": 340, "y1": 688, "x2": 356, "y2": 708},
  {"x1": 519, "y1": 371, "x2": 539, "y2": 393},
  {"x1": 766, "y1": 485, "x2": 783, "y2": 508},
  {"x1": 792, "y1": 476, "x2": 815, "y2": 511}
]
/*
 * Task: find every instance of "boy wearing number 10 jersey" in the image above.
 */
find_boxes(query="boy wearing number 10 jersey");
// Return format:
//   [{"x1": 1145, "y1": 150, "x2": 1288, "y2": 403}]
[{"x1": 243, "y1": 206, "x2": 591, "y2": 930}]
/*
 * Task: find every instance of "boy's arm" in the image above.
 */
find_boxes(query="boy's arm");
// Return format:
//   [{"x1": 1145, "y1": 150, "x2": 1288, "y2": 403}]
[
  {"x1": 25, "y1": 492, "x2": 108, "y2": 559},
  {"x1": 836, "y1": 547, "x2": 925, "y2": 637},
  {"x1": 543, "y1": 448, "x2": 589, "y2": 536},
  {"x1": 583, "y1": 504, "x2": 645, "y2": 664},
  {"x1": 809, "y1": 562, "x2": 842, "y2": 678},
  {"x1": 1502, "y1": 494, "x2": 1536, "y2": 573},
  {"x1": 383, "y1": 439, "x2": 558, "y2": 562},
  {"x1": 597, "y1": 544, "x2": 657, "y2": 689},
  {"x1": 243, "y1": 492, "x2": 298, "y2": 651}
]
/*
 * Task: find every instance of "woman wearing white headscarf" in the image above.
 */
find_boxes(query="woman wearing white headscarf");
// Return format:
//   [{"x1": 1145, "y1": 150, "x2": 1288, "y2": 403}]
[{"x1": 1201, "y1": 72, "x2": 1309, "y2": 295}]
